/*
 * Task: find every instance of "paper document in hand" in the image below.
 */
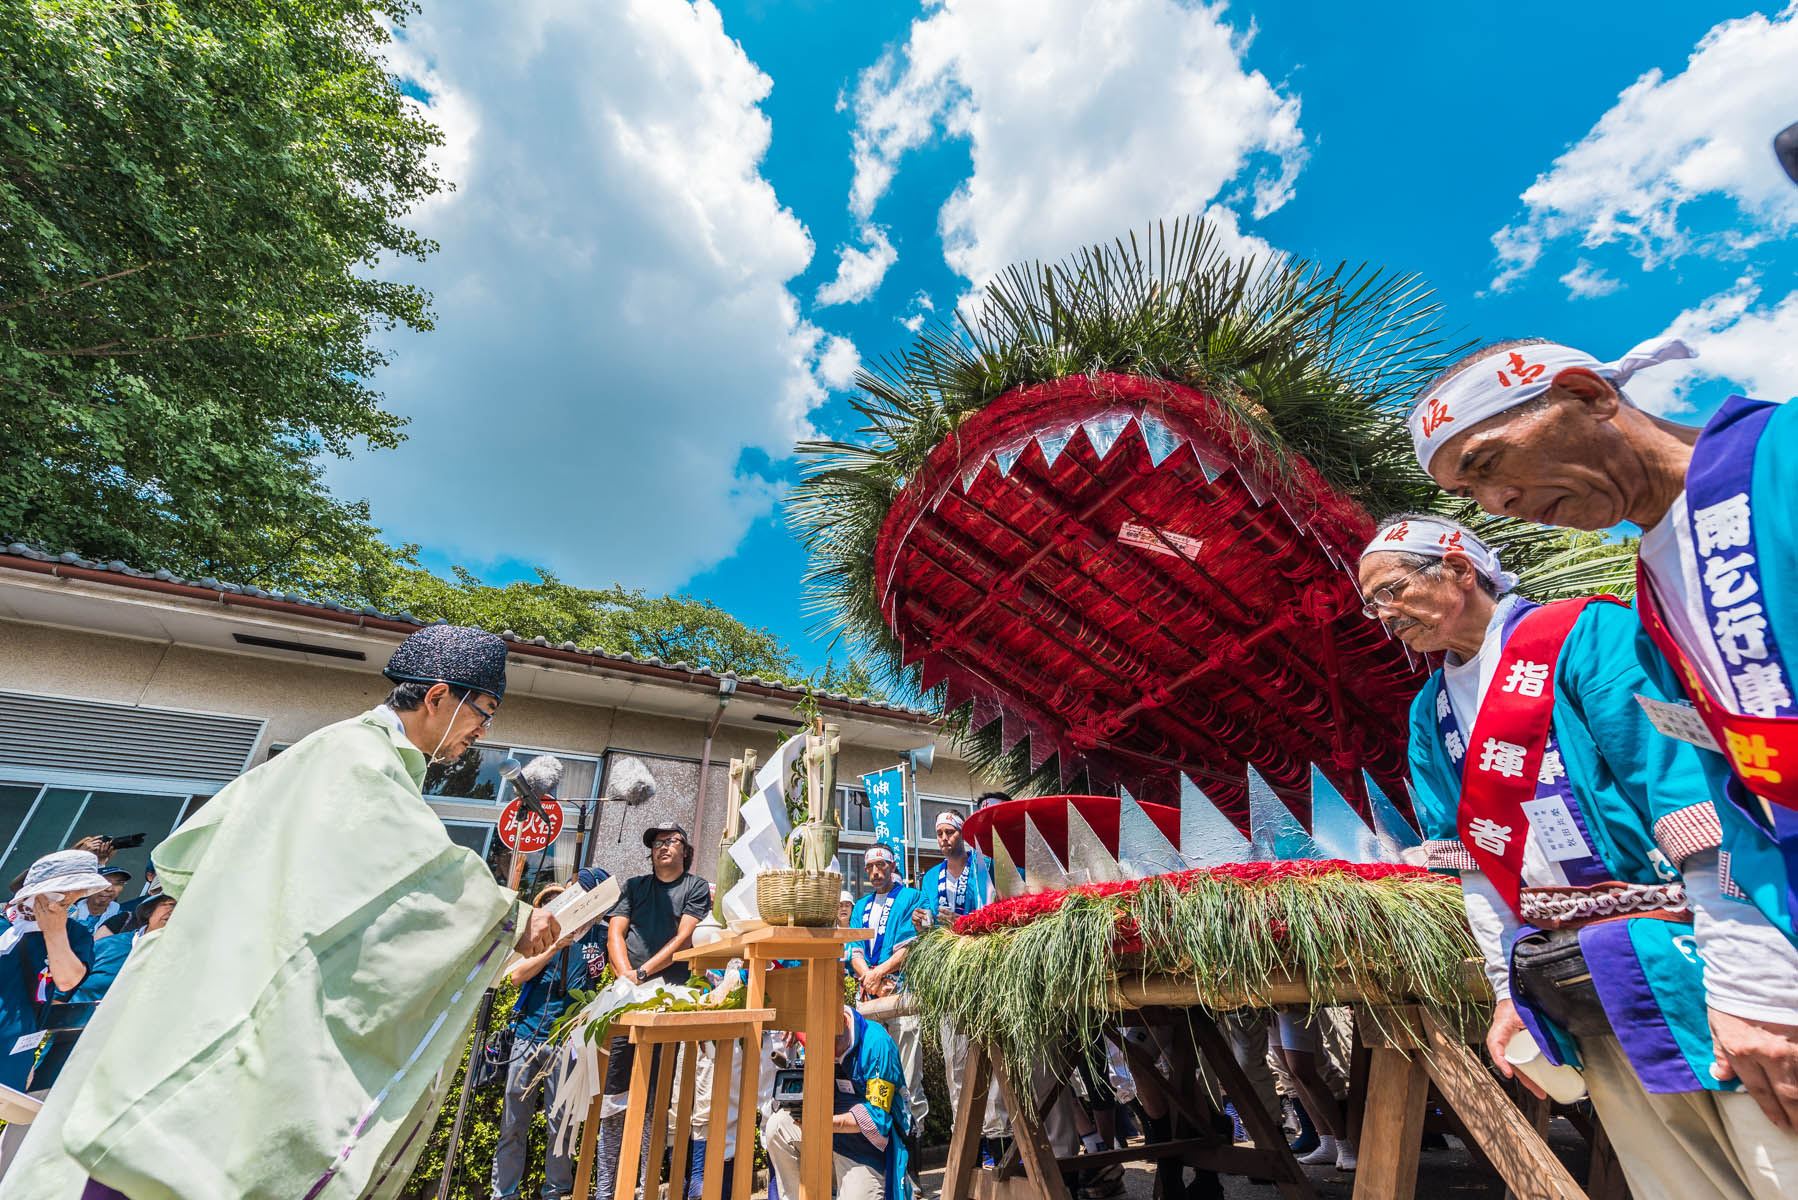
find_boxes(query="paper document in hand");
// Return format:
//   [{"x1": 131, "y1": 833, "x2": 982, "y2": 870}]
[{"x1": 547, "y1": 877, "x2": 622, "y2": 937}]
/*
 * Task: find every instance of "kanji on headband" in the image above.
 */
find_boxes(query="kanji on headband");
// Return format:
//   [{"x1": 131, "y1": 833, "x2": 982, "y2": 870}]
[{"x1": 1409, "y1": 338, "x2": 1693, "y2": 472}]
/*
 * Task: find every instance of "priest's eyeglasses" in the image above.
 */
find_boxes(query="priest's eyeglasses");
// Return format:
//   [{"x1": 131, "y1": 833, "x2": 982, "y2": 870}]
[
  {"x1": 465, "y1": 696, "x2": 498, "y2": 729},
  {"x1": 1359, "y1": 563, "x2": 1438, "y2": 618}
]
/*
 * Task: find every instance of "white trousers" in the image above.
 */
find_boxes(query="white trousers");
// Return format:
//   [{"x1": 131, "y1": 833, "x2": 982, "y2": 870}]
[
  {"x1": 763, "y1": 1106, "x2": 884, "y2": 1200},
  {"x1": 1581, "y1": 1033, "x2": 1798, "y2": 1200},
  {"x1": 879, "y1": 1013, "x2": 928, "y2": 1131},
  {"x1": 938, "y1": 1017, "x2": 1007, "y2": 1138}
]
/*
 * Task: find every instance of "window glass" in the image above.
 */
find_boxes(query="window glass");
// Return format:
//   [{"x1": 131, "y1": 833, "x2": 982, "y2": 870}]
[
  {"x1": 443, "y1": 821, "x2": 494, "y2": 861},
  {"x1": 0, "y1": 785, "x2": 44, "y2": 871},
  {"x1": 424, "y1": 745, "x2": 507, "y2": 801},
  {"x1": 839, "y1": 786, "x2": 874, "y2": 834},
  {"x1": 0, "y1": 788, "x2": 188, "y2": 889}
]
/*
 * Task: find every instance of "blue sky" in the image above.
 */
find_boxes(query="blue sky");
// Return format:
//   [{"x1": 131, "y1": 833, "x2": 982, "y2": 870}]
[{"x1": 336, "y1": 0, "x2": 1798, "y2": 672}]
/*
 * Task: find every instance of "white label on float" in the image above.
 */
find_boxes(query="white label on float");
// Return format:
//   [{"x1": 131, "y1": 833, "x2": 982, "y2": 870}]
[{"x1": 1119, "y1": 522, "x2": 1203, "y2": 559}]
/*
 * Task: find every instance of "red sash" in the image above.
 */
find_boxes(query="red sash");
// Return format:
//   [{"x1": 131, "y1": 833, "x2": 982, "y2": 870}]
[
  {"x1": 1459, "y1": 597, "x2": 1617, "y2": 910},
  {"x1": 1636, "y1": 561, "x2": 1798, "y2": 813}
]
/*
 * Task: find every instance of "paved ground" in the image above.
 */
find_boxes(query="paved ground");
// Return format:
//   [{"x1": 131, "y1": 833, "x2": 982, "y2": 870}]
[{"x1": 910, "y1": 1118, "x2": 1593, "y2": 1199}]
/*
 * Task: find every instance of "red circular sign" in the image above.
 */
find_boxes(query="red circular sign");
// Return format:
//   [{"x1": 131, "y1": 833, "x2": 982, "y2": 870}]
[{"x1": 498, "y1": 798, "x2": 564, "y2": 852}]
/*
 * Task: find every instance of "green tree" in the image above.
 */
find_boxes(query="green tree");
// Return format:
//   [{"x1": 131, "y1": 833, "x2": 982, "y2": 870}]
[{"x1": 0, "y1": 0, "x2": 442, "y2": 575}]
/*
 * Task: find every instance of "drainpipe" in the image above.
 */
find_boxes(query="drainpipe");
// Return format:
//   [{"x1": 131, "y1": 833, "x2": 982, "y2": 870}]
[{"x1": 694, "y1": 677, "x2": 737, "y2": 842}]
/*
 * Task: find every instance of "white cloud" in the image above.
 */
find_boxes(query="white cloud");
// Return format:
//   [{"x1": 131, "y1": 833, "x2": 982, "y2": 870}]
[
  {"x1": 815, "y1": 225, "x2": 898, "y2": 306},
  {"x1": 900, "y1": 289, "x2": 935, "y2": 333},
  {"x1": 1491, "y1": 3, "x2": 1798, "y2": 291},
  {"x1": 816, "y1": 335, "x2": 863, "y2": 389},
  {"x1": 336, "y1": 0, "x2": 851, "y2": 590},
  {"x1": 1559, "y1": 260, "x2": 1621, "y2": 300},
  {"x1": 845, "y1": 0, "x2": 1304, "y2": 290},
  {"x1": 1618, "y1": 276, "x2": 1798, "y2": 415}
]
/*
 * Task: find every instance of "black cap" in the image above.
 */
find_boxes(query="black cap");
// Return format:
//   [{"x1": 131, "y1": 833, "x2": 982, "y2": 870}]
[
  {"x1": 383, "y1": 625, "x2": 508, "y2": 701},
  {"x1": 100, "y1": 867, "x2": 132, "y2": 881},
  {"x1": 642, "y1": 823, "x2": 689, "y2": 848}
]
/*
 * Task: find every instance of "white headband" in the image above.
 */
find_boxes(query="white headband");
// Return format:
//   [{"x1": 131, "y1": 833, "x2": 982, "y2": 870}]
[
  {"x1": 1409, "y1": 338, "x2": 1693, "y2": 471},
  {"x1": 1361, "y1": 518, "x2": 1520, "y2": 594},
  {"x1": 863, "y1": 845, "x2": 896, "y2": 865},
  {"x1": 935, "y1": 810, "x2": 963, "y2": 831}
]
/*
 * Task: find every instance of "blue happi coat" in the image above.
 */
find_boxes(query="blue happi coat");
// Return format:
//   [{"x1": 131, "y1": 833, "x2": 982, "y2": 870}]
[
  {"x1": 832, "y1": 1010, "x2": 911, "y2": 1200},
  {"x1": 917, "y1": 855, "x2": 992, "y2": 919},
  {"x1": 1641, "y1": 395, "x2": 1798, "y2": 946},
  {"x1": 1408, "y1": 598, "x2": 1728, "y2": 1093},
  {"x1": 850, "y1": 884, "x2": 924, "y2": 972}
]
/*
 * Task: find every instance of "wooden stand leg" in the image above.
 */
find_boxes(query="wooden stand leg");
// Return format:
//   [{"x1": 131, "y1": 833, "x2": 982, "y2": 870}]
[
  {"x1": 702, "y1": 1037, "x2": 736, "y2": 1200},
  {"x1": 943, "y1": 1040, "x2": 993, "y2": 1200},
  {"x1": 616, "y1": 1043, "x2": 654, "y2": 1200},
  {"x1": 668, "y1": 1044, "x2": 697, "y2": 1200},
  {"x1": 799, "y1": 960, "x2": 839, "y2": 1200},
  {"x1": 987, "y1": 1046, "x2": 1074, "y2": 1200},
  {"x1": 573, "y1": 1094, "x2": 603, "y2": 1200},
  {"x1": 1584, "y1": 1112, "x2": 1630, "y2": 1200},
  {"x1": 1351, "y1": 1047, "x2": 1430, "y2": 1200},
  {"x1": 1183, "y1": 1013, "x2": 1313, "y2": 1200},
  {"x1": 729, "y1": 1033, "x2": 760, "y2": 1200},
  {"x1": 643, "y1": 1045, "x2": 679, "y2": 1198},
  {"x1": 1413, "y1": 1011, "x2": 1587, "y2": 1200}
]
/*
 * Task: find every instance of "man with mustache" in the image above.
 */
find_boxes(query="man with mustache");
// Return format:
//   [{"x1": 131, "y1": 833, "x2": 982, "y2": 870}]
[
  {"x1": 1410, "y1": 337, "x2": 1798, "y2": 1136},
  {"x1": 1361, "y1": 516, "x2": 1798, "y2": 1198}
]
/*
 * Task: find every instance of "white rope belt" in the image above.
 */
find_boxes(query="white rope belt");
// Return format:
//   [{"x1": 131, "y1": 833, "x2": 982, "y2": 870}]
[{"x1": 1518, "y1": 881, "x2": 1689, "y2": 930}]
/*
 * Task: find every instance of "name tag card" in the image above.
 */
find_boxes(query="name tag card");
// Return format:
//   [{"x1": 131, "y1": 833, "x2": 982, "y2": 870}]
[
  {"x1": 1520, "y1": 797, "x2": 1591, "y2": 863},
  {"x1": 1635, "y1": 694, "x2": 1722, "y2": 753}
]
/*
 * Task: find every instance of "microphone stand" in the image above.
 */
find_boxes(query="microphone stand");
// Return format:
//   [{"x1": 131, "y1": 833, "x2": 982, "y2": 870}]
[{"x1": 436, "y1": 984, "x2": 500, "y2": 1200}]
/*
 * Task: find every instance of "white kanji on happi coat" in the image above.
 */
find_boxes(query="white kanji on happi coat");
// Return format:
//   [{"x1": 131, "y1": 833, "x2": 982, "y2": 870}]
[
  {"x1": 1693, "y1": 492, "x2": 1752, "y2": 555},
  {"x1": 1444, "y1": 729, "x2": 1465, "y2": 761},
  {"x1": 1736, "y1": 661, "x2": 1794, "y2": 719},
  {"x1": 1436, "y1": 691, "x2": 1451, "y2": 719},
  {"x1": 1478, "y1": 737, "x2": 1528, "y2": 779},
  {"x1": 1537, "y1": 749, "x2": 1565, "y2": 785},
  {"x1": 1468, "y1": 818, "x2": 1514, "y2": 856},
  {"x1": 1501, "y1": 659, "x2": 1550, "y2": 698}
]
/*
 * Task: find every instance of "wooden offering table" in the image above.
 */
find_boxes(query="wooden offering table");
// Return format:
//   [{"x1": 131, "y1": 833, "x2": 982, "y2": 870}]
[
  {"x1": 927, "y1": 971, "x2": 1601, "y2": 1200},
  {"x1": 571, "y1": 1006, "x2": 777, "y2": 1200},
  {"x1": 676, "y1": 923, "x2": 868, "y2": 1200}
]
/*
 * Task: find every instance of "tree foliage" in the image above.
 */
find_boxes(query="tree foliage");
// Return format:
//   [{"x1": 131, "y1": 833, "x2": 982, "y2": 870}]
[{"x1": 0, "y1": 0, "x2": 441, "y2": 574}]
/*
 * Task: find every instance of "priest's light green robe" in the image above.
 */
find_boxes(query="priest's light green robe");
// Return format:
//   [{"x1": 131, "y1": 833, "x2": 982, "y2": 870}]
[{"x1": 0, "y1": 711, "x2": 525, "y2": 1200}]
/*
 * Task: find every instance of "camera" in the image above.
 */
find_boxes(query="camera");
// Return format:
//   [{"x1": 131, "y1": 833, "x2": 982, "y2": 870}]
[
  {"x1": 103, "y1": 833, "x2": 147, "y2": 850},
  {"x1": 771, "y1": 1067, "x2": 806, "y2": 1112}
]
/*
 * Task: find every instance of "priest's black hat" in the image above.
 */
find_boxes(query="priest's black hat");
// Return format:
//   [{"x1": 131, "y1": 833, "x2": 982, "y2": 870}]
[{"x1": 383, "y1": 624, "x2": 509, "y2": 702}]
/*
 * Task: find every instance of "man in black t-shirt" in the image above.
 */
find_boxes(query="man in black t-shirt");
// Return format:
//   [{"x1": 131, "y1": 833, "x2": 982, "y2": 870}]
[{"x1": 593, "y1": 823, "x2": 711, "y2": 1200}]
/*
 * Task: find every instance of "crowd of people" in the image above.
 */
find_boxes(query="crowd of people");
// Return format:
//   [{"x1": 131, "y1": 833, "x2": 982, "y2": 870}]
[{"x1": 0, "y1": 341, "x2": 1793, "y2": 1200}]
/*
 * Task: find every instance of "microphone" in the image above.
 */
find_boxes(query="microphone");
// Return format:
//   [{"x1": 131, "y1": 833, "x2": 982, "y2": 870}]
[{"x1": 497, "y1": 756, "x2": 561, "y2": 826}]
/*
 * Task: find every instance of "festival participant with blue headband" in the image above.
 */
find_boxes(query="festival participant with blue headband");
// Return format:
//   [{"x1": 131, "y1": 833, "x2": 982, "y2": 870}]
[
  {"x1": 2, "y1": 623, "x2": 562, "y2": 1200},
  {"x1": 913, "y1": 811, "x2": 1007, "y2": 1161},
  {"x1": 1411, "y1": 335, "x2": 1798, "y2": 1137},
  {"x1": 1360, "y1": 514, "x2": 1798, "y2": 1199},
  {"x1": 849, "y1": 843, "x2": 928, "y2": 1134}
]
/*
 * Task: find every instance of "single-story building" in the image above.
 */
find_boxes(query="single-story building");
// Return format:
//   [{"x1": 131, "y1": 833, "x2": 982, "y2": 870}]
[{"x1": 0, "y1": 545, "x2": 985, "y2": 901}]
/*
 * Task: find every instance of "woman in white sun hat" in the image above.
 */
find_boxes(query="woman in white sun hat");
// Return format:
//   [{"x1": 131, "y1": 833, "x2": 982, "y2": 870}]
[{"x1": 0, "y1": 850, "x2": 103, "y2": 1167}]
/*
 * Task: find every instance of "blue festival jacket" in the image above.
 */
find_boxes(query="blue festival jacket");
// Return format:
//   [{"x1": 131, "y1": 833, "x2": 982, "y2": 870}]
[{"x1": 1408, "y1": 598, "x2": 1728, "y2": 1093}]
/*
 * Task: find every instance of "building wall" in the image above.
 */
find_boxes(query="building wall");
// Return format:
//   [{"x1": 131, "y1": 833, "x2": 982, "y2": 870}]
[{"x1": 0, "y1": 616, "x2": 980, "y2": 891}]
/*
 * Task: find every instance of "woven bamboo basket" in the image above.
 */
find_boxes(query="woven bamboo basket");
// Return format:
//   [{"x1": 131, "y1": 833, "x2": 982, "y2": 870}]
[{"x1": 757, "y1": 869, "x2": 842, "y2": 927}]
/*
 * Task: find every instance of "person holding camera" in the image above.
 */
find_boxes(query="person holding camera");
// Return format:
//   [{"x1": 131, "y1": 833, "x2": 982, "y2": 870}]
[
  {"x1": 490, "y1": 883, "x2": 593, "y2": 1200},
  {"x1": 763, "y1": 1004, "x2": 910, "y2": 1200}
]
